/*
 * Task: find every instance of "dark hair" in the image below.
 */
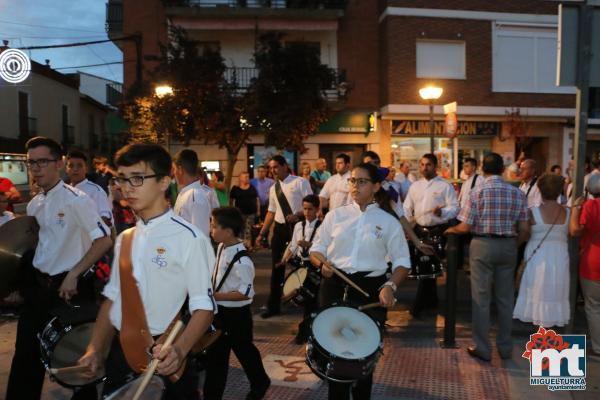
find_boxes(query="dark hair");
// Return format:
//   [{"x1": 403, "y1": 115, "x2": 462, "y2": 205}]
[
  {"x1": 463, "y1": 157, "x2": 477, "y2": 167},
  {"x1": 421, "y1": 153, "x2": 438, "y2": 166},
  {"x1": 173, "y1": 149, "x2": 198, "y2": 176},
  {"x1": 361, "y1": 151, "x2": 381, "y2": 165},
  {"x1": 214, "y1": 170, "x2": 224, "y2": 182},
  {"x1": 302, "y1": 194, "x2": 320, "y2": 208},
  {"x1": 550, "y1": 164, "x2": 561, "y2": 172},
  {"x1": 67, "y1": 150, "x2": 88, "y2": 163},
  {"x1": 212, "y1": 206, "x2": 244, "y2": 237},
  {"x1": 336, "y1": 153, "x2": 351, "y2": 164},
  {"x1": 537, "y1": 174, "x2": 564, "y2": 200},
  {"x1": 25, "y1": 136, "x2": 63, "y2": 159},
  {"x1": 482, "y1": 153, "x2": 504, "y2": 175},
  {"x1": 354, "y1": 163, "x2": 399, "y2": 220},
  {"x1": 270, "y1": 155, "x2": 287, "y2": 166},
  {"x1": 114, "y1": 143, "x2": 172, "y2": 178}
]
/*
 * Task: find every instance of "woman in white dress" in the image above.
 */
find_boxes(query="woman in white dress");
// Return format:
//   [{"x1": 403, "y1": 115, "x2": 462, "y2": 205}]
[{"x1": 514, "y1": 174, "x2": 570, "y2": 327}]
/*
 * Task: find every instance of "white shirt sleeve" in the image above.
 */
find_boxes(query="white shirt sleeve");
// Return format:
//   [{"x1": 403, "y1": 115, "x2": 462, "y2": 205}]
[
  {"x1": 319, "y1": 177, "x2": 333, "y2": 200},
  {"x1": 186, "y1": 234, "x2": 217, "y2": 312},
  {"x1": 309, "y1": 211, "x2": 333, "y2": 256},
  {"x1": 403, "y1": 186, "x2": 415, "y2": 222},
  {"x1": 103, "y1": 233, "x2": 123, "y2": 301},
  {"x1": 441, "y1": 183, "x2": 460, "y2": 221},
  {"x1": 72, "y1": 195, "x2": 110, "y2": 240},
  {"x1": 287, "y1": 221, "x2": 303, "y2": 256},
  {"x1": 268, "y1": 185, "x2": 277, "y2": 214},
  {"x1": 300, "y1": 177, "x2": 313, "y2": 196},
  {"x1": 232, "y1": 260, "x2": 255, "y2": 298}
]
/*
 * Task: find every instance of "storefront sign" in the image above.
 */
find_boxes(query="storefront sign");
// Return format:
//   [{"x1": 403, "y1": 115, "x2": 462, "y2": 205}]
[
  {"x1": 392, "y1": 120, "x2": 500, "y2": 136},
  {"x1": 0, "y1": 49, "x2": 31, "y2": 84},
  {"x1": 319, "y1": 111, "x2": 371, "y2": 133}
]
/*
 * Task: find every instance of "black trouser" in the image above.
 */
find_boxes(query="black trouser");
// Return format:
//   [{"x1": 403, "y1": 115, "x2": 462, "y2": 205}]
[
  {"x1": 102, "y1": 333, "x2": 200, "y2": 400},
  {"x1": 319, "y1": 271, "x2": 387, "y2": 400},
  {"x1": 203, "y1": 305, "x2": 270, "y2": 399},
  {"x1": 297, "y1": 263, "x2": 320, "y2": 340},
  {"x1": 267, "y1": 222, "x2": 292, "y2": 312},
  {"x1": 411, "y1": 224, "x2": 447, "y2": 315},
  {"x1": 6, "y1": 268, "x2": 97, "y2": 400}
]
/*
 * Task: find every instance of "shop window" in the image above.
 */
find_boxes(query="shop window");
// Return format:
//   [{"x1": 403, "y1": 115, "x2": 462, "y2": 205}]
[
  {"x1": 416, "y1": 40, "x2": 466, "y2": 80},
  {"x1": 492, "y1": 23, "x2": 575, "y2": 94}
]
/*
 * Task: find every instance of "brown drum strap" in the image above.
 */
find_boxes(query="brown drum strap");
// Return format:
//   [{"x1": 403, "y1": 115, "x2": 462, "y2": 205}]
[{"x1": 118, "y1": 228, "x2": 186, "y2": 381}]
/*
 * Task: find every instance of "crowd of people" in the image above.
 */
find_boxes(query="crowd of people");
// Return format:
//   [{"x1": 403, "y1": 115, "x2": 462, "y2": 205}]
[{"x1": 1, "y1": 137, "x2": 600, "y2": 400}]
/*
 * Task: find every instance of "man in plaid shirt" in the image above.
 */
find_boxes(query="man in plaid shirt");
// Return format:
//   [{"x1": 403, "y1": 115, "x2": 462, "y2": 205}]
[{"x1": 446, "y1": 153, "x2": 529, "y2": 361}]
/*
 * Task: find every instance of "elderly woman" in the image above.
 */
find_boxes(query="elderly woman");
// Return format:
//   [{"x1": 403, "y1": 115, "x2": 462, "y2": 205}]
[
  {"x1": 570, "y1": 173, "x2": 600, "y2": 356},
  {"x1": 513, "y1": 174, "x2": 570, "y2": 327}
]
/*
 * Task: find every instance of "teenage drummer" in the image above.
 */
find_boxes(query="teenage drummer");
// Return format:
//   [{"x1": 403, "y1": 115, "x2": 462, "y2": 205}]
[
  {"x1": 77, "y1": 143, "x2": 215, "y2": 399},
  {"x1": 6, "y1": 137, "x2": 113, "y2": 400},
  {"x1": 279, "y1": 194, "x2": 322, "y2": 344},
  {"x1": 309, "y1": 162, "x2": 411, "y2": 400}
]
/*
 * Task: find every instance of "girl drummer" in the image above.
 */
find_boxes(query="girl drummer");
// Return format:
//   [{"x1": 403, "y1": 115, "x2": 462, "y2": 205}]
[{"x1": 309, "y1": 162, "x2": 411, "y2": 400}]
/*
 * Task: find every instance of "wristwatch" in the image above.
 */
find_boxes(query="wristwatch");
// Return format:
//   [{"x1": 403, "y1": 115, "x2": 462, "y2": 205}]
[{"x1": 381, "y1": 281, "x2": 397, "y2": 292}]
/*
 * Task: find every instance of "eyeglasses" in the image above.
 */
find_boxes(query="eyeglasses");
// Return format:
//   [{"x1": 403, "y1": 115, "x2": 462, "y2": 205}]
[
  {"x1": 111, "y1": 174, "x2": 162, "y2": 187},
  {"x1": 347, "y1": 177, "x2": 373, "y2": 187},
  {"x1": 26, "y1": 158, "x2": 58, "y2": 168}
]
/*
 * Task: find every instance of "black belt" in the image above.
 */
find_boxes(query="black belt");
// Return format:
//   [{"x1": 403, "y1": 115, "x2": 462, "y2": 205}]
[
  {"x1": 34, "y1": 269, "x2": 68, "y2": 289},
  {"x1": 472, "y1": 234, "x2": 516, "y2": 239}
]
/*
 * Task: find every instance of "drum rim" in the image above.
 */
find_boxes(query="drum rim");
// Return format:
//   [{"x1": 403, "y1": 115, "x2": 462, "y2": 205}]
[
  {"x1": 104, "y1": 374, "x2": 165, "y2": 399},
  {"x1": 282, "y1": 266, "x2": 308, "y2": 295},
  {"x1": 39, "y1": 316, "x2": 105, "y2": 389}
]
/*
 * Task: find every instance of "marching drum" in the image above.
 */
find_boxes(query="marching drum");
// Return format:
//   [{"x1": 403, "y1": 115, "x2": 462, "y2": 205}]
[
  {"x1": 306, "y1": 304, "x2": 383, "y2": 382},
  {"x1": 409, "y1": 227, "x2": 446, "y2": 280},
  {"x1": 39, "y1": 308, "x2": 105, "y2": 389},
  {"x1": 0, "y1": 216, "x2": 39, "y2": 298},
  {"x1": 104, "y1": 375, "x2": 165, "y2": 400},
  {"x1": 281, "y1": 258, "x2": 321, "y2": 306}
]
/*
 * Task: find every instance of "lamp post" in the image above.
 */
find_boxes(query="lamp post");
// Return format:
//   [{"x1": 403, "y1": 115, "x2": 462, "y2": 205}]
[
  {"x1": 154, "y1": 84, "x2": 174, "y2": 151},
  {"x1": 419, "y1": 86, "x2": 443, "y2": 153}
]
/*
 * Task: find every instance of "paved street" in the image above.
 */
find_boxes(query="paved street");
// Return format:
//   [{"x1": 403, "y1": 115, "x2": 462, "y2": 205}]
[{"x1": 1, "y1": 249, "x2": 598, "y2": 399}]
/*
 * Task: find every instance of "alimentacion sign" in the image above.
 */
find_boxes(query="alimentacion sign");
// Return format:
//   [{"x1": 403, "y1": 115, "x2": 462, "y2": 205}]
[{"x1": 392, "y1": 120, "x2": 500, "y2": 137}]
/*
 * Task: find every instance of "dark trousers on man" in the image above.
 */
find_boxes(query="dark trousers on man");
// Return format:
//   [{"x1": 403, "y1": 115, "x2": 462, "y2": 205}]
[
  {"x1": 204, "y1": 305, "x2": 270, "y2": 399},
  {"x1": 6, "y1": 268, "x2": 97, "y2": 400},
  {"x1": 102, "y1": 333, "x2": 200, "y2": 399},
  {"x1": 267, "y1": 222, "x2": 291, "y2": 313},
  {"x1": 469, "y1": 236, "x2": 517, "y2": 359},
  {"x1": 319, "y1": 271, "x2": 387, "y2": 400}
]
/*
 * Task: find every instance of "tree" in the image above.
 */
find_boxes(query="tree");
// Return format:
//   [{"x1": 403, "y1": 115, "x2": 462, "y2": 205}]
[{"x1": 246, "y1": 32, "x2": 336, "y2": 151}]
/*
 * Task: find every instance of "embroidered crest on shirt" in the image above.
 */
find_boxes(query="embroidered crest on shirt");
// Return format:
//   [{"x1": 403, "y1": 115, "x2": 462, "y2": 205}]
[
  {"x1": 373, "y1": 225, "x2": 383, "y2": 239},
  {"x1": 56, "y1": 212, "x2": 66, "y2": 228},
  {"x1": 151, "y1": 247, "x2": 168, "y2": 268}
]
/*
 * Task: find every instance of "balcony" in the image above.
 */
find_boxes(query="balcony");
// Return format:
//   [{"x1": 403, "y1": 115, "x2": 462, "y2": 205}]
[
  {"x1": 19, "y1": 117, "x2": 37, "y2": 138},
  {"x1": 174, "y1": 1, "x2": 346, "y2": 9},
  {"x1": 106, "y1": 82, "x2": 123, "y2": 108},
  {"x1": 62, "y1": 125, "x2": 75, "y2": 146},
  {"x1": 106, "y1": 0, "x2": 123, "y2": 44}
]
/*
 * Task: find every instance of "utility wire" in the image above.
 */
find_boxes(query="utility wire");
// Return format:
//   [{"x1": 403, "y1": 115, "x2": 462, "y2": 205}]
[
  {"x1": 17, "y1": 36, "x2": 137, "y2": 51},
  {"x1": 0, "y1": 19, "x2": 105, "y2": 33}
]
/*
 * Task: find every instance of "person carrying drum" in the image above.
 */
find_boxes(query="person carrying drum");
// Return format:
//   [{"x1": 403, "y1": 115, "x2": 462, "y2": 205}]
[
  {"x1": 255, "y1": 155, "x2": 312, "y2": 319},
  {"x1": 403, "y1": 153, "x2": 459, "y2": 317},
  {"x1": 172, "y1": 149, "x2": 212, "y2": 238},
  {"x1": 77, "y1": 143, "x2": 215, "y2": 399},
  {"x1": 6, "y1": 137, "x2": 113, "y2": 400},
  {"x1": 279, "y1": 194, "x2": 322, "y2": 344},
  {"x1": 309, "y1": 162, "x2": 411, "y2": 400},
  {"x1": 203, "y1": 207, "x2": 271, "y2": 400}
]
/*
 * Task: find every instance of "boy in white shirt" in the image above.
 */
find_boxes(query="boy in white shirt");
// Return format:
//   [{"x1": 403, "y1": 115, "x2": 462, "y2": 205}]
[{"x1": 204, "y1": 207, "x2": 271, "y2": 400}]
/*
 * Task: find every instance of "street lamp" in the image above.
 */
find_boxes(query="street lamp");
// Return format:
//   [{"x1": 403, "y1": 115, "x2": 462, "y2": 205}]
[
  {"x1": 155, "y1": 85, "x2": 173, "y2": 98},
  {"x1": 419, "y1": 85, "x2": 443, "y2": 153}
]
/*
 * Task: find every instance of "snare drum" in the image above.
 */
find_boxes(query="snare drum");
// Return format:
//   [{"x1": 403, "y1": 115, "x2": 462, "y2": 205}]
[
  {"x1": 39, "y1": 315, "x2": 106, "y2": 389},
  {"x1": 409, "y1": 229, "x2": 445, "y2": 279},
  {"x1": 306, "y1": 304, "x2": 383, "y2": 382},
  {"x1": 282, "y1": 261, "x2": 321, "y2": 306},
  {"x1": 104, "y1": 375, "x2": 165, "y2": 399}
]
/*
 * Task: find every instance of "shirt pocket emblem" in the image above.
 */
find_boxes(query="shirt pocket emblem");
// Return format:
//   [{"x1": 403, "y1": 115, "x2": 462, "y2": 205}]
[
  {"x1": 372, "y1": 225, "x2": 383, "y2": 239},
  {"x1": 56, "y1": 212, "x2": 66, "y2": 228},
  {"x1": 151, "y1": 247, "x2": 168, "y2": 268}
]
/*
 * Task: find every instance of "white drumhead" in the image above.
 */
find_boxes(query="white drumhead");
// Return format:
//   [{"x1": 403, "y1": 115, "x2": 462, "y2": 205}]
[
  {"x1": 312, "y1": 306, "x2": 381, "y2": 360},
  {"x1": 105, "y1": 375, "x2": 165, "y2": 399},
  {"x1": 283, "y1": 268, "x2": 307, "y2": 296}
]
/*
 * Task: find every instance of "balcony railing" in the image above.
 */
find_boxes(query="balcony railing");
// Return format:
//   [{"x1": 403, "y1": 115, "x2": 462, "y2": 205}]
[
  {"x1": 166, "y1": 0, "x2": 346, "y2": 9},
  {"x1": 105, "y1": 0, "x2": 123, "y2": 34},
  {"x1": 63, "y1": 125, "x2": 75, "y2": 146},
  {"x1": 19, "y1": 117, "x2": 37, "y2": 138},
  {"x1": 106, "y1": 82, "x2": 123, "y2": 108}
]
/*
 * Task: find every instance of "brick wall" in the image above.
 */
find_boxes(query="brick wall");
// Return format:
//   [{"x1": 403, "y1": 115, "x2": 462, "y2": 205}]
[
  {"x1": 384, "y1": 0, "x2": 558, "y2": 14},
  {"x1": 381, "y1": 16, "x2": 574, "y2": 109}
]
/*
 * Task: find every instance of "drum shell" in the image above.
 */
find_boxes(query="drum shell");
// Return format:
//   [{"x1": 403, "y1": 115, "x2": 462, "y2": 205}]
[
  {"x1": 104, "y1": 375, "x2": 165, "y2": 400},
  {"x1": 408, "y1": 232, "x2": 445, "y2": 280}
]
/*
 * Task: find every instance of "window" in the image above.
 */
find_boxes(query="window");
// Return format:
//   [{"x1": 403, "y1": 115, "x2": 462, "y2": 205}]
[
  {"x1": 416, "y1": 40, "x2": 466, "y2": 79},
  {"x1": 492, "y1": 23, "x2": 575, "y2": 94}
]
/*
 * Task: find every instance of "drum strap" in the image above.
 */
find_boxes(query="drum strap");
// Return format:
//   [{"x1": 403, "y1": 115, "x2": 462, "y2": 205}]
[
  {"x1": 118, "y1": 228, "x2": 186, "y2": 382},
  {"x1": 213, "y1": 248, "x2": 250, "y2": 292},
  {"x1": 301, "y1": 219, "x2": 322, "y2": 257}
]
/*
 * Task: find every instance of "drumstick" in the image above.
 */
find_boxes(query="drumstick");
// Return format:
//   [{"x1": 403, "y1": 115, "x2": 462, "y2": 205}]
[
  {"x1": 358, "y1": 302, "x2": 382, "y2": 311},
  {"x1": 328, "y1": 266, "x2": 370, "y2": 298},
  {"x1": 49, "y1": 364, "x2": 91, "y2": 375},
  {"x1": 132, "y1": 320, "x2": 184, "y2": 400}
]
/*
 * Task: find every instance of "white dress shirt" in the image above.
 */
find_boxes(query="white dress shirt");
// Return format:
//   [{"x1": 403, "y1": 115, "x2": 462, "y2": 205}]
[
  {"x1": 74, "y1": 178, "x2": 113, "y2": 220},
  {"x1": 200, "y1": 183, "x2": 220, "y2": 210},
  {"x1": 103, "y1": 209, "x2": 215, "y2": 335},
  {"x1": 174, "y1": 181, "x2": 211, "y2": 237},
  {"x1": 319, "y1": 171, "x2": 351, "y2": 210},
  {"x1": 403, "y1": 176, "x2": 459, "y2": 226},
  {"x1": 268, "y1": 175, "x2": 313, "y2": 224},
  {"x1": 0, "y1": 210, "x2": 15, "y2": 227},
  {"x1": 458, "y1": 174, "x2": 484, "y2": 209},
  {"x1": 27, "y1": 181, "x2": 109, "y2": 276},
  {"x1": 519, "y1": 178, "x2": 543, "y2": 209},
  {"x1": 212, "y1": 242, "x2": 255, "y2": 308},
  {"x1": 310, "y1": 202, "x2": 411, "y2": 277},
  {"x1": 288, "y1": 218, "x2": 320, "y2": 258}
]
